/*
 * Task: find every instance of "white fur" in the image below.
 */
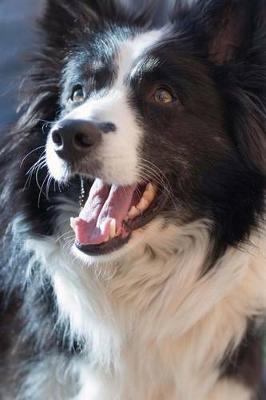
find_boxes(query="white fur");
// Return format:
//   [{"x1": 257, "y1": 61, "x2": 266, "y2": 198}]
[
  {"x1": 17, "y1": 356, "x2": 79, "y2": 400},
  {"x1": 208, "y1": 379, "x2": 252, "y2": 400},
  {"x1": 23, "y1": 208, "x2": 266, "y2": 400},
  {"x1": 46, "y1": 30, "x2": 163, "y2": 185}
]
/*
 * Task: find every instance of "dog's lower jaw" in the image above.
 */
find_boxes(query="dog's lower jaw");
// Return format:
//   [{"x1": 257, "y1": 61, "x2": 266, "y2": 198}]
[{"x1": 24, "y1": 219, "x2": 265, "y2": 400}]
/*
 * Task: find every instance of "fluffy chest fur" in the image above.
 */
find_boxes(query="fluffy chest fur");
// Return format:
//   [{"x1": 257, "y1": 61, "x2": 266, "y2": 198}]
[{"x1": 23, "y1": 218, "x2": 266, "y2": 400}]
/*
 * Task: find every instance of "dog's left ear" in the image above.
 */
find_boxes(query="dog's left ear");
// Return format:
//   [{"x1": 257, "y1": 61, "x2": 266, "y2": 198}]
[
  {"x1": 200, "y1": 0, "x2": 266, "y2": 174},
  {"x1": 201, "y1": 0, "x2": 252, "y2": 64},
  {"x1": 173, "y1": 0, "x2": 253, "y2": 63}
]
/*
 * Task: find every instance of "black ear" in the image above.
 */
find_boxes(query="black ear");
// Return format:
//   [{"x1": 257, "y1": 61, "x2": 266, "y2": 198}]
[
  {"x1": 172, "y1": 0, "x2": 253, "y2": 63},
  {"x1": 185, "y1": 0, "x2": 253, "y2": 64},
  {"x1": 208, "y1": 2, "x2": 252, "y2": 64},
  {"x1": 176, "y1": 0, "x2": 266, "y2": 174},
  {"x1": 41, "y1": 0, "x2": 152, "y2": 47},
  {"x1": 203, "y1": 0, "x2": 266, "y2": 175},
  {"x1": 204, "y1": 0, "x2": 266, "y2": 174},
  {"x1": 17, "y1": 0, "x2": 156, "y2": 138}
]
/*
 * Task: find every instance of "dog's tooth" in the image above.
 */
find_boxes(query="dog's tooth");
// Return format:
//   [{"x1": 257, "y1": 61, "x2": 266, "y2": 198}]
[
  {"x1": 109, "y1": 219, "x2": 116, "y2": 239},
  {"x1": 128, "y1": 206, "x2": 140, "y2": 219},
  {"x1": 136, "y1": 198, "x2": 150, "y2": 212},
  {"x1": 143, "y1": 183, "x2": 157, "y2": 203},
  {"x1": 146, "y1": 182, "x2": 152, "y2": 190},
  {"x1": 146, "y1": 183, "x2": 157, "y2": 195},
  {"x1": 143, "y1": 189, "x2": 155, "y2": 203},
  {"x1": 127, "y1": 184, "x2": 157, "y2": 220}
]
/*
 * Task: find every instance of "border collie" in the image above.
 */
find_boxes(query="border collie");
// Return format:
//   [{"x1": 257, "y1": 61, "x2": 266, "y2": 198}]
[{"x1": 0, "y1": 0, "x2": 265, "y2": 399}]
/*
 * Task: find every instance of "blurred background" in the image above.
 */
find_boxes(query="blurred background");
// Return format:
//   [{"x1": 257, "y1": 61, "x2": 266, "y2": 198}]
[
  {"x1": 0, "y1": 0, "x2": 44, "y2": 128},
  {"x1": 0, "y1": 0, "x2": 173, "y2": 129}
]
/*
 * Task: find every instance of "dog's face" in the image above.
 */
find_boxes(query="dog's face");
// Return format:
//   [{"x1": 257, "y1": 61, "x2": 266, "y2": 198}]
[
  {"x1": 16, "y1": 0, "x2": 266, "y2": 263},
  {"x1": 45, "y1": 25, "x2": 224, "y2": 259}
]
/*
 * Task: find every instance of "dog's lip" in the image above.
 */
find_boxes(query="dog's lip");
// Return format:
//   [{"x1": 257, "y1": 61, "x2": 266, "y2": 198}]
[
  {"x1": 75, "y1": 235, "x2": 131, "y2": 256},
  {"x1": 74, "y1": 185, "x2": 168, "y2": 257}
]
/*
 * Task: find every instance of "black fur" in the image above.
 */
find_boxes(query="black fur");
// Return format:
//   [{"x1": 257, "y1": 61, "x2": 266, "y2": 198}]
[{"x1": 220, "y1": 323, "x2": 265, "y2": 394}]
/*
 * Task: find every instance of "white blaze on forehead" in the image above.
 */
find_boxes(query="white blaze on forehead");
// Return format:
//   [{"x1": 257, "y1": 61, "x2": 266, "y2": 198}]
[
  {"x1": 67, "y1": 29, "x2": 163, "y2": 121},
  {"x1": 115, "y1": 29, "x2": 163, "y2": 86},
  {"x1": 47, "y1": 29, "x2": 163, "y2": 185}
]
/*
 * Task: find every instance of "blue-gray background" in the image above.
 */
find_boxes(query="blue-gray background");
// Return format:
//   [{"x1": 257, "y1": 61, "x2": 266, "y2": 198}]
[
  {"x1": 0, "y1": 0, "x2": 44, "y2": 128},
  {"x1": 0, "y1": 0, "x2": 172, "y2": 129}
]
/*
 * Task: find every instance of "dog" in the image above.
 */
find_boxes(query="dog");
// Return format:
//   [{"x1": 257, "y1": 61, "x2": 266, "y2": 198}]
[{"x1": 0, "y1": 0, "x2": 265, "y2": 399}]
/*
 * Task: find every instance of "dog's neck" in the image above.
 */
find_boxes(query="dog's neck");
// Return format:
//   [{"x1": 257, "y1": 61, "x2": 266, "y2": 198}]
[
  {"x1": 21, "y1": 217, "x2": 265, "y2": 399},
  {"x1": 25, "y1": 219, "x2": 262, "y2": 348}
]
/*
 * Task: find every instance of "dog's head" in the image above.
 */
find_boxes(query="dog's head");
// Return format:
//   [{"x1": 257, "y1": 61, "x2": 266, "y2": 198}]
[{"x1": 7, "y1": 0, "x2": 266, "y2": 264}]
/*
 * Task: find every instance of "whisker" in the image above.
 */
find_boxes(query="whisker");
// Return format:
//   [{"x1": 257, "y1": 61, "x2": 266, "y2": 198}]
[
  {"x1": 23, "y1": 158, "x2": 47, "y2": 191},
  {"x1": 35, "y1": 161, "x2": 47, "y2": 191},
  {"x1": 25, "y1": 153, "x2": 46, "y2": 176},
  {"x1": 56, "y1": 230, "x2": 74, "y2": 243},
  {"x1": 36, "y1": 119, "x2": 54, "y2": 124},
  {"x1": 138, "y1": 158, "x2": 178, "y2": 210},
  {"x1": 45, "y1": 174, "x2": 54, "y2": 200},
  {"x1": 20, "y1": 146, "x2": 46, "y2": 168},
  {"x1": 63, "y1": 238, "x2": 75, "y2": 251},
  {"x1": 37, "y1": 174, "x2": 49, "y2": 208}
]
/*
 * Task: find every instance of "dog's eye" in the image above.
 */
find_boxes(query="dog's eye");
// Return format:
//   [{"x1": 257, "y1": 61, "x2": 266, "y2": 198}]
[
  {"x1": 154, "y1": 88, "x2": 174, "y2": 104},
  {"x1": 71, "y1": 85, "x2": 85, "y2": 103}
]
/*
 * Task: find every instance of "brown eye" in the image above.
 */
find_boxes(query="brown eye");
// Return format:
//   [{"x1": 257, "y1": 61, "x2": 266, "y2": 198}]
[
  {"x1": 71, "y1": 85, "x2": 85, "y2": 103},
  {"x1": 154, "y1": 88, "x2": 174, "y2": 104}
]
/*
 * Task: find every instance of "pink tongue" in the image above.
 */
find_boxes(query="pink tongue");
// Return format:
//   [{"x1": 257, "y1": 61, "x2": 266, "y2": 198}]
[{"x1": 74, "y1": 178, "x2": 137, "y2": 245}]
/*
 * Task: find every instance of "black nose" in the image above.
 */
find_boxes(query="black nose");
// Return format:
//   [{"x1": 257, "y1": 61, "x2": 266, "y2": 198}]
[{"x1": 51, "y1": 119, "x2": 102, "y2": 162}]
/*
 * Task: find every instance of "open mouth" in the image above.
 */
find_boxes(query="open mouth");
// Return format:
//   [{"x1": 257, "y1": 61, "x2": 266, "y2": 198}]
[{"x1": 70, "y1": 178, "x2": 160, "y2": 255}]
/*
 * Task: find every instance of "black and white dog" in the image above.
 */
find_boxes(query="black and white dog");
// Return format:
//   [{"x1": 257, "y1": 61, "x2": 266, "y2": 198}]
[{"x1": 0, "y1": 0, "x2": 266, "y2": 399}]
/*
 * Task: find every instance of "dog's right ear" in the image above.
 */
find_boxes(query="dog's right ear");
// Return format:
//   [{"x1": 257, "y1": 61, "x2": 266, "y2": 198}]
[
  {"x1": 41, "y1": 0, "x2": 114, "y2": 50},
  {"x1": 17, "y1": 0, "x2": 155, "y2": 136}
]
